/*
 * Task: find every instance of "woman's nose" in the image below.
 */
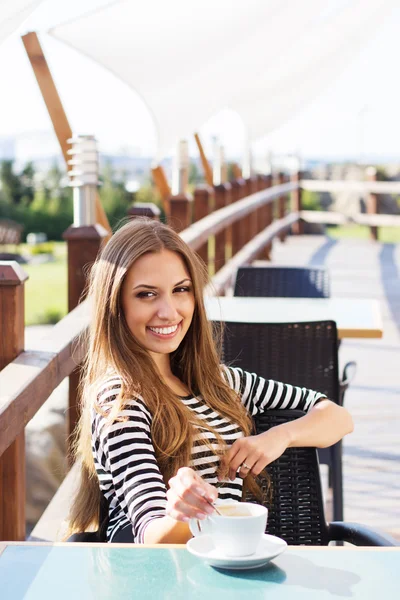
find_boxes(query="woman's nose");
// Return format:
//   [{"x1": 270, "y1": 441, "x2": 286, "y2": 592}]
[{"x1": 156, "y1": 297, "x2": 179, "y2": 321}]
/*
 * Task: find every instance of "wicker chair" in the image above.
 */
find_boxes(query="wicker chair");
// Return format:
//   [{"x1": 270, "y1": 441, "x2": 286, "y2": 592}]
[
  {"x1": 71, "y1": 411, "x2": 398, "y2": 546},
  {"x1": 250, "y1": 409, "x2": 398, "y2": 546},
  {"x1": 221, "y1": 319, "x2": 347, "y2": 520},
  {"x1": 234, "y1": 266, "x2": 330, "y2": 299}
]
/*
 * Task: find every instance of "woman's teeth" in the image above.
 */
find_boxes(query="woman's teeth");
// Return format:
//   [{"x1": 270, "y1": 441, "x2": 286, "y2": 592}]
[{"x1": 148, "y1": 324, "x2": 178, "y2": 335}]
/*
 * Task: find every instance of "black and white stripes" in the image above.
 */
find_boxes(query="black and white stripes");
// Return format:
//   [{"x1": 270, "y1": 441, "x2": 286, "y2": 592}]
[{"x1": 92, "y1": 366, "x2": 326, "y2": 542}]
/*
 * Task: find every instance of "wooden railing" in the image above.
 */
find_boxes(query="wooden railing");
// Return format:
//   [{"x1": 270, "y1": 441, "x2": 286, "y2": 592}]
[{"x1": 1, "y1": 170, "x2": 399, "y2": 540}]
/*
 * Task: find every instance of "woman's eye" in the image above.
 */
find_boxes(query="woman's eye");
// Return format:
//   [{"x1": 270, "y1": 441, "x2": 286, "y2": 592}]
[
  {"x1": 173, "y1": 286, "x2": 191, "y2": 293},
  {"x1": 136, "y1": 291, "x2": 156, "y2": 298}
]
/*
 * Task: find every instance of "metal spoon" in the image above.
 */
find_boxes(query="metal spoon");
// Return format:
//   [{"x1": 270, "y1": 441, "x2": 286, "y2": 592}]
[
  {"x1": 205, "y1": 498, "x2": 222, "y2": 515},
  {"x1": 196, "y1": 499, "x2": 222, "y2": 533}
]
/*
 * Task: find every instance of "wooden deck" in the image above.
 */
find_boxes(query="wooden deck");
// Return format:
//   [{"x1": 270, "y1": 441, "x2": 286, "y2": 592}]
[{"x1": 255, "y1": 234, "x2": 400, "y2": 540}]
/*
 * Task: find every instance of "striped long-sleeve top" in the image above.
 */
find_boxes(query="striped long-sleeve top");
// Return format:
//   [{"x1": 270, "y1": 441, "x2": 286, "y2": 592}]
[{"x1": 92, "y1": 366, "x2": 327, "y2": 543}]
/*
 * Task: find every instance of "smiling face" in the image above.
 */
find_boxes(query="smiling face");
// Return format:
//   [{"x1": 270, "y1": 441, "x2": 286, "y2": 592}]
[{"x1": 121, "y1": 248, "x2": 195, "y2": 367}]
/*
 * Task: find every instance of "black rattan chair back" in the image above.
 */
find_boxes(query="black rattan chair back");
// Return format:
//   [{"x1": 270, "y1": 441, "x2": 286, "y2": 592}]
[
  {"x1": 250, "y1": 409, "x2": 330, "y2": 545},
  {"x1": 234, "y1": 266, "x2": 330, "y2": 298},
  {"x1": 222, "y1": 320, "x2": 340, "y2": 403}
]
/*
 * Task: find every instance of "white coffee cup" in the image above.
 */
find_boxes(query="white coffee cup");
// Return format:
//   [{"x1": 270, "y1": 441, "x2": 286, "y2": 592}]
[{"x1": 189, "y1": 500, "x2": 268, "y2": 557}]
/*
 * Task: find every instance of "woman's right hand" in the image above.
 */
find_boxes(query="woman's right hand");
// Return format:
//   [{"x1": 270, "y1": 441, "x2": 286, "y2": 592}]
[{"x1": 166, "y1": 467, "x2": 218, "y2": 523}]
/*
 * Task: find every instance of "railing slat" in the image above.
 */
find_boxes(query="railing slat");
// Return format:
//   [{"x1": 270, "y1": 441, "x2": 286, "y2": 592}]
[
  {"x1": 214, "y1": 183, "x2": 230, "y2": 272},
  {"x1": 193, "y1": 186, "x2": 212, "y2": 268}
]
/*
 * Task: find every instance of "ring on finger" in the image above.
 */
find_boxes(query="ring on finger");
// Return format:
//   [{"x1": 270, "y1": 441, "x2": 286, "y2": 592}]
[{"x1": 241, "y1": 462, "x2": 250, "y2": 471}]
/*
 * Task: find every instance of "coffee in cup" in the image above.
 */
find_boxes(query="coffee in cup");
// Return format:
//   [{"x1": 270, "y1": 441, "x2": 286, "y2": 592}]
[{"x1": 213, "y1": 504, "x2": 252, "y2": 517}]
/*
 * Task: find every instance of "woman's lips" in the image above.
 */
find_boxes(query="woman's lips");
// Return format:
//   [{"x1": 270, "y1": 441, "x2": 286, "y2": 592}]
[{"x1": 147, "y1": 322, "x2": 182, "y2": 339}]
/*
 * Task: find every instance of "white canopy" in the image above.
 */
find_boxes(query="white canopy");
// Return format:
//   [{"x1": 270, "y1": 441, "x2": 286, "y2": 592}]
[
  {"x1": 49, "y1": 0, "x2": 396, "y2": 160},
  {"x1": 0, "y1": 0, "x2": 44, "y2": 46}
]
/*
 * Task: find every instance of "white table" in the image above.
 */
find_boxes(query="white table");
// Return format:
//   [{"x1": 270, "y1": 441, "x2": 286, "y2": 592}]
[{"x1": 205, "y1": 296, "x2": 383, "y2": 339}]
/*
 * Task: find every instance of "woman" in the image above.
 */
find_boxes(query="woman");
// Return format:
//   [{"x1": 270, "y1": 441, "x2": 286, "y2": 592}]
[{"x1": 68, "y1": 218, "x2": 353, "y2": 544}]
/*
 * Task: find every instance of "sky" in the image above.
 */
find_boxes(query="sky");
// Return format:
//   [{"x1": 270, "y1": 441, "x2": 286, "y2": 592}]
[{"x1": 1, "y1": 0, "x2": 400, "y2": 165}]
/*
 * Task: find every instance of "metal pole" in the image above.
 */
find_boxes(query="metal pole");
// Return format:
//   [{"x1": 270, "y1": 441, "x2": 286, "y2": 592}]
[
  {"x1": 172, "y1": 140, "x2": 189, "y2": 195},
  {"x1": 67, "y1": 135, "x2": 99, "y2": 226},
  {"x1": 213, "y1": 140, "x2": 226, "y2": 186}
]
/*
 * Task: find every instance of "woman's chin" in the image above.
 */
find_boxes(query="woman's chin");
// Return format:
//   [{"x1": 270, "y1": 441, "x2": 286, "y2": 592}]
[{"x1": 147, "y1": 337, "x2": 184, "y2": 355}]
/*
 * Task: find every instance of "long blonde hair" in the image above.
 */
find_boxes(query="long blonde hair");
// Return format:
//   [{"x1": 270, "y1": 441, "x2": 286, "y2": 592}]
[{"x1": 68, "y1": 218, "x2": 260, "y2": 535}]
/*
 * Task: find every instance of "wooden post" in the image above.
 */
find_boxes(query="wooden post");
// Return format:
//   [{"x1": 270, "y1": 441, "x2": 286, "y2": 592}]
[
  {"x1": 169, "y1": 194, "x2": 192, "y2": 233},
  {"x1": 194, "y1": 133, "x2": 213, "y2": 187},
  {"x1": 62, "y1": 225, "x2": 109, "y2": 442},
  {"x1": 152, "y1": 165, "x2": 172, "y2": 221},
  {"x1": 193, "y1": 186, "x2": 212, "y2": 267},
  {"x1": 22, "y1": 32, "x2": 111, "y2": 238},
  {"x1": 366, "y1": 167, "x2": 379, "y2": 241},
  {"x1": 278, "y1": 172, "x2": 288, "y2": 242},
  {"x1": 231, "y1": 179, "x2": 247, "y2": 256},
  {"x1": 291, "y1": 170, "x2": 303, "y2": 234},
  {"x1": 261, "y1": 174, "x2": 273, "y2": 259},
  {"x1": 213, "y1": 183, "x2": 231, "y2": 272},
  {"x1": 231, "y1": 163, "x2": 243, "y2": 180},
  {"x1": 244, "y1": 177, "x2": 258, "y2": 245},
  {"x1": 128, "y1": 203, "x2": 161, "y2": 220},
  {"x1": 256, "y1": 174, "x2": 268, "y2": 234},
  {"x1": 0, "y1": 261, "x2": 28, "y2": 541}
]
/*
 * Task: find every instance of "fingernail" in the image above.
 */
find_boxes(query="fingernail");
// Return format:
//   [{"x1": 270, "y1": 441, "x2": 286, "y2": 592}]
[
  {"x1": 181, "y1": 516, "x2": 190, "y2": 522},
  {"x1": 196, "y1": 512, "x2": 207, "y2": 520},
  {"x1": 195, "y1": 487, "x2": 206, "y2": 497}
]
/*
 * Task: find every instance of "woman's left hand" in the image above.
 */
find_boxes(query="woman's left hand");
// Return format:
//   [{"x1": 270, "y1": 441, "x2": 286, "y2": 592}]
[{"x1": 218, "y1": 426, "x2": 291, "y2": 481}]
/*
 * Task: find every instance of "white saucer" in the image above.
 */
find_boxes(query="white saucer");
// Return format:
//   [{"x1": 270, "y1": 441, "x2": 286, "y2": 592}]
[{"x1": 186, "y1": 533, "x2": 287, "y2": 570}]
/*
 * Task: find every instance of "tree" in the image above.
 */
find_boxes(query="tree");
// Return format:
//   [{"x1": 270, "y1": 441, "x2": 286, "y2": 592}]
[
  {"x1": 0, "y1": 160, "x2": 22, "y2": 204},
  {"x1": 189, "y1": 161, "x2": 202, "y2": 185},
  {"x1": 20, "y1": 162, "x2": 35, "y2": 205},
  {"x1": 98, "y1": 161, "x2": 132, "y2": 227},
  {"x1": 0, "y1": 160, "x2": 36, "y2": 205}
]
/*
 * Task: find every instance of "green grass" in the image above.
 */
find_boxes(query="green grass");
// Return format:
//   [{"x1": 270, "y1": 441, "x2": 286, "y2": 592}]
[
  {"x1": 22, "y1": 243, "x2": 67, "y2": 326},
  {"x1": 326, "y1": 224, "x2": 400, "y2": 243}
]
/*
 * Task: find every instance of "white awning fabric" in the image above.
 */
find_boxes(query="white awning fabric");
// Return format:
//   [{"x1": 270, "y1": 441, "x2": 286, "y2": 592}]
[
  {"x1": 0, "y1": 0, "x2": 44, "y2": 46},
  {"x1": 49, "y1": 0, "x2": 397, "y2": 160}
]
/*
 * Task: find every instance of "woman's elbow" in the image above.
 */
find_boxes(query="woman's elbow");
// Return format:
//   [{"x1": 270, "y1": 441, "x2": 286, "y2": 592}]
[
  {"x1": 337, "y1": 405, "x2": 354, "y2": 438},
  {"x1": 317, "y1": 403, "x2": 354, "y2": 448},
  {"x1": 345, "y1": 408, "x2": 354, "y2": 435}
]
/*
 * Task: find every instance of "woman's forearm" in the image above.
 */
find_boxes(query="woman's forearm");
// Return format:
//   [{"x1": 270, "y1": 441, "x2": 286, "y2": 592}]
[
  {"x1": 279, "y1": 400, "x2": 354, "y2": 449},
  {"x1": 143, "y1": 515, "x2": 192, "y2": 544}
]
